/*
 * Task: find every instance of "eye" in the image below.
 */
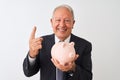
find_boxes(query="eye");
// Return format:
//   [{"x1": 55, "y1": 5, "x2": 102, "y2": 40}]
[
  {"x1": 64, "y1": 19, "x2": 71, "y2": 23},
  {"x1": 55, "y1": 19, "x2": 61, "y2": 23}
]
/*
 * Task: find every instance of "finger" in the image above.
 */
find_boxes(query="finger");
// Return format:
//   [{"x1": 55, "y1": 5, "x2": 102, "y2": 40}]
[
  {"x1": 35, "y1": 37, "x2": 43, "y2": 42},
  {"x1": 31, "y1": 37, "x2": 43, "y2": 46},
  {"x1": 74, "y1": 54, "x2": 79, "y2": 60},
  {"x1": 51, "y1": 58, "x2": 57, "y2": 64},
  {"x1": 31, "y1": 44, "x2": 42, "y2": 50},
  {"x1": 51, "y1": 58, "x2": 54, "y2": 63},
  {"x1": 40, "y1": 37, "x2": 43, "y2": 41},
  {"x1": 54, "y1": 58, "x2": 60, "y2": 64},
  {"x1": 35, "y1": 45, "x2": 42, "y2": 50},
  {"x1": 51, "y1": 58, "x2": 60, "y2": 66},
  {"x1": 30, "y1": 26, "x2": 36, "y2": 39}
]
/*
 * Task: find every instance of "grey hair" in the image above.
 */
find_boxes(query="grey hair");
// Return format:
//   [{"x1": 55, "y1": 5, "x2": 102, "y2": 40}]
[{"x1": 52, "y1": 4, "x2": 75, "y2": 20}]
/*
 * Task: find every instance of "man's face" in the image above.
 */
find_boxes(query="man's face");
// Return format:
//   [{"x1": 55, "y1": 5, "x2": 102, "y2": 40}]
[{"x1": 51, "y1": 7, "x2": 75, "y2": 40}]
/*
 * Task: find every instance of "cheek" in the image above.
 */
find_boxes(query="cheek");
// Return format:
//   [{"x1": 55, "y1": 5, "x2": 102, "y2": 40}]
[
  {"x1": 52, "y1": 25, "x2": 57, "y2": 32},
  {"x1": 51, "y1": 20, "x2": 57, "y2": 28},
  {"x1": 66, "y1": 26, "x2": 73, "y2": 33},
  {"x1": 52, "y1": 23, "x2": 59, "y2": 29},
  {"x1": 66, "y1": 24, "x2": 73, "y2": 29}
]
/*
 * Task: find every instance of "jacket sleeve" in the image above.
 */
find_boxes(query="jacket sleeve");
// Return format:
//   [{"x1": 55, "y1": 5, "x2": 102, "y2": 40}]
[{"x1": 23, "y1": 53, "x2": 40, "y2": 77}]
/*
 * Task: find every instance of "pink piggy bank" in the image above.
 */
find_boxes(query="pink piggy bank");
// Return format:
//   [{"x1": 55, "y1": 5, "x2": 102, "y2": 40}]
[{"x1": 51, "y1": 42, "x2": 76, "y2": 66}]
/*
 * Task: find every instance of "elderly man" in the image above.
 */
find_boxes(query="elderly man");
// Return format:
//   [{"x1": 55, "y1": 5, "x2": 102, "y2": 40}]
[{"x1": 23, "y1": 4, "x2": 92, "y2": 80}]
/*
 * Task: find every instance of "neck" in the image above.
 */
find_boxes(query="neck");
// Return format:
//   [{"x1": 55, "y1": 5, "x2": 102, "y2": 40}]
[{"x1": 55, "y1": 34, "x2": 71, "y2": 43}]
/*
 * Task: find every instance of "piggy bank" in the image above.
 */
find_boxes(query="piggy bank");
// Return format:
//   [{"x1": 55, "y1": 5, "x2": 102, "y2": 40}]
[{"x1": 51, "y1": 42, "x2": 75, "y2": 66}]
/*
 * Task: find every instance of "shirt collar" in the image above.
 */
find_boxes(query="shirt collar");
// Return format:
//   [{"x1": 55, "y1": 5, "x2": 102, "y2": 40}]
[{"x1": 55, "y1": 35, "x2": 71, "y2": 43}]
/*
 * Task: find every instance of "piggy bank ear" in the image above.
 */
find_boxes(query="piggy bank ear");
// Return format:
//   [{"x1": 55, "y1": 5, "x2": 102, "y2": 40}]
[{"x1": 69, "y1": 42, "x2": 75, "y2": 46}]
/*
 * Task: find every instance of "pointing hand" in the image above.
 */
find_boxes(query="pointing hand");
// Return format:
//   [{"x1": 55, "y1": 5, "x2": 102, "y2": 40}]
[{"x1": 29, "y1": 26, "x2": 43, "y2": 58}]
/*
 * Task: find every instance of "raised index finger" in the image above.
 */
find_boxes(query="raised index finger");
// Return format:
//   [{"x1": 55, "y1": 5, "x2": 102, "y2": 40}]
[{"x1": 30, "y1": 26, "x2": 36, "y2": 39}]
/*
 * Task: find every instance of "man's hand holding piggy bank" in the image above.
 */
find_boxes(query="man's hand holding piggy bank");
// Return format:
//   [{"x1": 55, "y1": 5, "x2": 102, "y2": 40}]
[{"x1": 51, "y1": 42, "x2": 79, "y2": 72}]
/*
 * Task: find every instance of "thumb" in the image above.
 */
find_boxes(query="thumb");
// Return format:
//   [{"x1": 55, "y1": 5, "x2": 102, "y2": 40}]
[
  {"x1": 74, "y1": 54, "x2": 79, "y2": 61},
  {"x1": 30, "y1": 26, "x2": 36, "y2": 39}
]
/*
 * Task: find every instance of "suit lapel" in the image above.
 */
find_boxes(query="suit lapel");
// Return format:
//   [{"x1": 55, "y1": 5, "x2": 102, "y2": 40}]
[
  {"x1": 70, "y1": 34, "x2": 79, "y2": 54},
  {"x1": 45, "y1": 34, "x2": 55, "y2": 58}
]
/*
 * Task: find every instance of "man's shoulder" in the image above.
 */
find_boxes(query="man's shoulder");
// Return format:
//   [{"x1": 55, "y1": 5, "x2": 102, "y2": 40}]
[
  {"x1": 41, "y1": 34, "x2": 54, "y2": 43},
  {"x1": 71, "y1": 34, "x2": 92, "y2": 45},
  {"x1": 42, "y1": 34, "x2": 54, "y2": 38}
]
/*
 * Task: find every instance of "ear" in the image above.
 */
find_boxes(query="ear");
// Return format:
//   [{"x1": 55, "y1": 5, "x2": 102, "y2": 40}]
[
  {"x1": 50, "y1": 18, "x2": 53, "y2": 24},
  {"x1": 73, "y1": 20, "x2": 75, "y2": 24},
  {"x1": 72, "y1": 20, "x2": 75, "y2": 29},
  {"x1": 50, "y1": 18, "x2": 54, "y2": 27}
]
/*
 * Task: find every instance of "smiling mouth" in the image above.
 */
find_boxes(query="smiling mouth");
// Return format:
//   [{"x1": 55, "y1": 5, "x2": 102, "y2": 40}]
[{"x1": 58, "y1": 28, "x2": 67, "y2": 32}]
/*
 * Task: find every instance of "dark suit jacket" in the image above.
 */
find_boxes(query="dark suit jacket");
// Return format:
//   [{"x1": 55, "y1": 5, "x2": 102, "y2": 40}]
[{"x1": 23, "y1": 34, "x2": 92, "y2": 80}]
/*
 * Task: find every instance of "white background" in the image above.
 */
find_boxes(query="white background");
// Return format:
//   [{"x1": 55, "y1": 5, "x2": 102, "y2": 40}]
[{"x1": 0, "y1": 0, "x2": 120, "y2": 80}]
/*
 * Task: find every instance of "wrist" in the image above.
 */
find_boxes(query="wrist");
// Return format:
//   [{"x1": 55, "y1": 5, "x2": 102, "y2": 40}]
[
  {"x1": 29, "y1": 53, "x2": 35, "y2": 58},
  {"x1": 66, "y1": 62, "x2": 76, "y2": 77},
  {"x1": 67, "y1": 65, "x2": 75, "y2": 77},
  {"x1": 29, "y1": 50, "x2": 38, "y2": 58}
]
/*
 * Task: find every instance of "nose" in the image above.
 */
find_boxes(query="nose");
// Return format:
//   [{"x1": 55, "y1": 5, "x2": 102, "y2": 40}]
[{"x1": 59, "y1": 20, "x2": 65, "y2": 27}]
